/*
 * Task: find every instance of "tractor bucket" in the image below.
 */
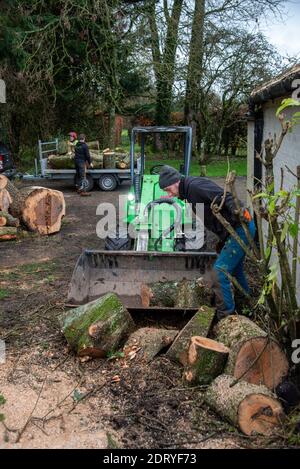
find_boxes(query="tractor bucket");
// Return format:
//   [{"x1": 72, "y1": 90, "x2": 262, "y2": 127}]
[{"x1": 68, "y1": 250, "x2": 217, "y2": 309}]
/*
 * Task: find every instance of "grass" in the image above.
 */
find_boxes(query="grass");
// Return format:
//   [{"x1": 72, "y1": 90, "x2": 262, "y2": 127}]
[
  {"x1": 0, "y1": 289, "x2": 10, "y2": 300},
  {"x1": 145, "y1": 158, "x2": 247, "y2": 177}
]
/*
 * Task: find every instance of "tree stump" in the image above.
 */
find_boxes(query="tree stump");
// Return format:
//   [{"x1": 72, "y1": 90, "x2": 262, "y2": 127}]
[
  {"x1": 184, "y1": 337, "x2": 229, "y2": 385},
  {"x1": 214, "y1": 315, "x2": 289, "y2": 390},
  {"x1": 205, "y1": 374, "x2": 285, "y2": 436},
  {"x1": 0, "y1": 227, "x2": 17, "y2": 241},
  {"x1": 61, "y1": 293, "x2": 135, "y2": 357},
  {"x1": 124, "y1": 327, "x2": 178, "y2": 363},
  {"x1": 166, "y1": 306, "x2": 216, "y2": 364},
  {"x1": 9, "y1": 186, "x2": 65, "y2": 235},
  {"x1": 103, "y1": 152, "x2": 116, "y2": 169}
]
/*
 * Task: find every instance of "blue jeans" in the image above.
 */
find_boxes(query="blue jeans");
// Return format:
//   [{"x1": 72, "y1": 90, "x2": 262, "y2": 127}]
[{"x1": 213, "y1": 219, "x2": 256, "y2": 315}]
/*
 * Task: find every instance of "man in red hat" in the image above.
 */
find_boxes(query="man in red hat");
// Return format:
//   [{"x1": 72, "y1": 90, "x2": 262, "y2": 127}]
[{"x1": 68, "y1": 131, "x2": 78, "y2": 155}]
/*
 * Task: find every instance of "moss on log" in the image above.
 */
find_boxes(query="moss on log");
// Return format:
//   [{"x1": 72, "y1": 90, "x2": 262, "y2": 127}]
[
  {"x1": 61, "y1": 293, "x2": 135, "y2": 357},
  {"x1": 0, "y1": 211, "x2": 19, "y2": 227},
  {"x1": 0, "y1": 226, "x2": 17, "y2": 240},
  {"x1": 184, "y1": 337, "x2": 229, "y2": 385},
  {"x1": 141, "y1": 279, "x2": 212, "y2": 308},
  {"x1": 214, "y1": 315, "x2": 289, "y2": 390},
  {"x1": 166, "y1": 306, "x2": 216, "y2": 364},
  {"x1": 205, "y1": 374, "x2": 285, "y2": 436}
]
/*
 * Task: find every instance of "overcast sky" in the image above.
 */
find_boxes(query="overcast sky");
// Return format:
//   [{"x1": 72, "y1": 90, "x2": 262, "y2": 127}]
[{"x1": 259, "y1": 0, "x2": 300, "y2": 58}]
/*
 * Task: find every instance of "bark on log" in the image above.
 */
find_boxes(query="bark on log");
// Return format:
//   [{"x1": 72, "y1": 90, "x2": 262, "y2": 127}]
[
  {"x1": 184, "y1": 337, "x2": 229, "y2": 385},
  {"x1": 166, "y1": 306, "x2": 216, "y2": 364},
  {"x1": 4, "y1": 177, "x2": 19, "y2": 200},
  {"x1": 103, "y1": 153, "x2": 116, "y2": 169},
  {"x1": 205, "y1": 374, "x2": 285, "y2": 436},
  {"x1": 0, "y1": 188, "x2": 12, "y2": 212},
  {"x1": 124, "y1": 327, "x2": 178, "y2": 363},
  {"x1": 61, "y1": 293, "x2": 135, "y2": 357},
  {"x1": 141, "y1": 279, "x2": 212, "y2": 308},
  {"x1": 0, "y1": 211, "x2": 20, "y2": 227},
  {"x1": 10, "y1": 186, "x2": 65, "y2": 235},
  {"x1": 214, "y1": 315, "x2": 289, "y2": 390},
  {"x1": 0, "y1": 227, "x2": 17, "y2": 241},
  {"x1": 48, "y1": 152, "x2": 103, "y2": 169}
]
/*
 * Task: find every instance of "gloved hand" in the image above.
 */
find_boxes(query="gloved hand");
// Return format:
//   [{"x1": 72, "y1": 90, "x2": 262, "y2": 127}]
[
  {"x1": 215, "y1": 240, "x2": 225, "y2": 254},
  {"x1": 241, "y1": 208, "x2": 252, "y2": 223},
  {"x1": 89, "y1": 163, "x2": 94, "y2": 169}
]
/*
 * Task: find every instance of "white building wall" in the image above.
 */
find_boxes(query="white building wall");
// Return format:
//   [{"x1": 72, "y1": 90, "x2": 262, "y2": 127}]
[{"x1": 248, "y1": 98, "x2": 300, "y2": 305}]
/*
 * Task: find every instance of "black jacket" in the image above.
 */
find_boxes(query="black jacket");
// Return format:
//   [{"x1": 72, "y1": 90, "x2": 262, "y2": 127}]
[
  {"x1": 74, "y1": 142, "x2": 91, "y2": 164},
  {"x1": 179, "y1": 176, "x2": 241, "y2": 242}
]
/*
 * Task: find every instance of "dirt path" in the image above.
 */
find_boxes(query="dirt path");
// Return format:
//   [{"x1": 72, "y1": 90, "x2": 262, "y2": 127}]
[{"x1": 0, "y1": 177, "x2": 273, "y2": 449}]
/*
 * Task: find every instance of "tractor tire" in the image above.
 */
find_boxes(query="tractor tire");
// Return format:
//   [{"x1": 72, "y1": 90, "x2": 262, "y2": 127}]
[{"x1": 105, "y1": 225, "x2": 132, "y2": 251}]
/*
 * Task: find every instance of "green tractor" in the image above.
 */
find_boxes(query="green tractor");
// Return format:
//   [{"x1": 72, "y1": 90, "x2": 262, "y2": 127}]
[{"x1": 68, "y1": 126, "x2": 216, "y2": 309}]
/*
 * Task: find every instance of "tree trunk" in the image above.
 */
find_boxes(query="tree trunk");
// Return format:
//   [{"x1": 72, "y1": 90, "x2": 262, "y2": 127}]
[
  {"x1": 184, "y1": 0, "x2": 205, "y2": 149},
  {"x1": 141, "y1": 279, "x2": 212, "y2": 308},
  {"x1": 147, "y1": 0, "x2": 183, "y2": 126},
  {"x1": 9, "y1": 186, "x2": 65, "y2": 235},
  {"x1": 214, "y1": 316, "x2": 289, "y2": 390},
  {"x1": 0, "y1": 226, "x2": 17, "y2": 241},
  {"x1": 61, "y1": 293, "x2": 135, "y2": 358},
  {"x1": 124, "y1": 327, "x2": 178, "y2": 363},
  {"x1": 205, "y1": 374, "x2": 284, "y2": 436},
  {"x1": 0, "y1": 211, "x2": 19, "y2": 227},
  {"x1": 184, "y1": 336, "x2": 229, "y2": 385},
  {"x1": 166, "y1": 306, "x2": 215, "y2": 364}
]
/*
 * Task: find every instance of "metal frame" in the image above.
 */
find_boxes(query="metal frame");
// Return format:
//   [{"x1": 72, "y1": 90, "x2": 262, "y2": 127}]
[
  {"x1": 130, "y1": 126, "x2": 193, "y2": 182},
  {"x1": 38, "y1": 139, "x2": 59, "y2": 176}
]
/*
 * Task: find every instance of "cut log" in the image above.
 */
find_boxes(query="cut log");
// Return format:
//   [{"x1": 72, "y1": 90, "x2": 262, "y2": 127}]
[
  {"x1": 205, "y1": 374, "x2": 285, "y2": 436},
  {"x1": 124, "y1": 327, "x2": 178, "y2": 363},
  {"x1": 166, "y1": 306, "x2": 216, "y2": 364},
  {"x1": 141, "y1": 281, "x2": 178, "y2": 308},
  {"x1": 141, "y1": 279, "x2": 212, "y2": 308},
  {"x1": 10, "y1": 186, "x2": 65, "y2": 235},
  {"x1": 214, "y1": 315, "x2": 289, "y2": 390},
  {"x1": 0, "y1": 175, "x2": 8, "y2": 190},
  {"x1": 116, "y1": 161, "x2": 128, "y2": 170},
  {"x1": 103, "y1": 152, "x2": 116, "y2": 169},
  {"x1": 184, "y1": 336, "x2": 229, "y2": 385},
  {"x1": 48, "y1": 152, "x2": 103, "y2": 169},
  {"x1": 0, "y1": 227, "x2": 17, "y2": 241},
  {"x1": 61, "y1": 293, "x2": 135, "y2": 358},
  {"x1": 0, "y1": 211, "x2": 20, "y2": 227},
  {"x1": 0, "y1": 188, "x2": 12, "y2": 212}
]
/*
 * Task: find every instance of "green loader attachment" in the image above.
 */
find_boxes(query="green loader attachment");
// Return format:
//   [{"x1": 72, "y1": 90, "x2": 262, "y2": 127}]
[{"x1": 68, "y1": 126, "x2": 216, "y2": 308}]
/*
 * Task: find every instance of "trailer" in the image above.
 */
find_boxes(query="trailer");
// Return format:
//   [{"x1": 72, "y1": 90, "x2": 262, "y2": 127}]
[{"x1": 22, "y1": 139, "x2": 132, "y2": 191}]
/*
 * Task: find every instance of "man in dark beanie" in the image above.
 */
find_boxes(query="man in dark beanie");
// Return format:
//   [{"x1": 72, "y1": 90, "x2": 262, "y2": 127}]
[
  {"x1": 159, "y1": 165, "x2": 256, "y2": 319},
  {"x1": 74, "y1": 134, "x2": 93, "y2": 195}
]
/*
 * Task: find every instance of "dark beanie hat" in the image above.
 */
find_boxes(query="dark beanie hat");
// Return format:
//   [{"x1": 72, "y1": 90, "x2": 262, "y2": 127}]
[{"x1": 159, "y1": 165, "x2": 181, "y2": 189}]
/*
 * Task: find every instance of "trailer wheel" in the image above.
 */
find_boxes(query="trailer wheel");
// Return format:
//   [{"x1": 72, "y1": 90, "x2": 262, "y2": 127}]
[
  {"x1": 105, "y1": 225, "x2": 132, "y2": 250},
  {"x1": 74, "y1": 174, "x2": 94, "y2": 192},
  {"x1": 98, "y1": 174, "x2": 118, "y2": 191}
]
